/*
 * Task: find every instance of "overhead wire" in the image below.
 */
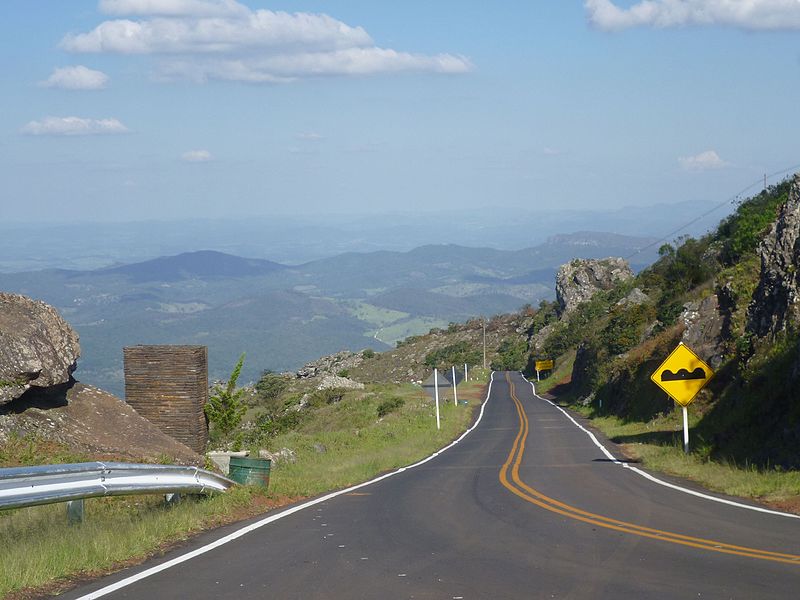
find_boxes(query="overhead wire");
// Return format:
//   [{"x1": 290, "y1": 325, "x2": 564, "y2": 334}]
[{"x1": 625, "y1": 162, "x2": 800, "y2": 261}]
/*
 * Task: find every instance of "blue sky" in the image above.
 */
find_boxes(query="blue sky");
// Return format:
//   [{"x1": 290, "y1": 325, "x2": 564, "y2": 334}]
[{"x1": 2, "y1": 0, "x2": 799, "y2": 223}]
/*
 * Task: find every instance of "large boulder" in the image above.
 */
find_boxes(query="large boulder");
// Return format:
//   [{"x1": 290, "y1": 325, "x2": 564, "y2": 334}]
[
  {"x1": 0, "y1": 293, "x2": 80, "y2": 405},
  {"x1": 555, "y1": 258, "x2": 634, "y2": 314},
  {"x1": 747, "y1": 175, "x2": 800, "y2": 338}
]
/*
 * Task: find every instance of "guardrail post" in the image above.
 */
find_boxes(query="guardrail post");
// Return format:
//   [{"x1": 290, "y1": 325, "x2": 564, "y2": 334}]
[
  {"x1": 66, "y1": 499, "x2": 84, "y2": 525},
  {"x1": 165, "y1": 492, "x2": 182, "y2": 506}
]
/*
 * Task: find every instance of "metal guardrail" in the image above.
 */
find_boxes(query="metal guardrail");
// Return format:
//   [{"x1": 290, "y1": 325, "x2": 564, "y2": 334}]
[{"x1": 0, "y1": 462, "x2": 235, "y2": 511}]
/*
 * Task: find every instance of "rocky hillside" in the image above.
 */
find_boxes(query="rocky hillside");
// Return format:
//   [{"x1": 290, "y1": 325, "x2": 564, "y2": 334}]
[{"x1": 514, "y1": 174, "x2": 800, "y2": 468}]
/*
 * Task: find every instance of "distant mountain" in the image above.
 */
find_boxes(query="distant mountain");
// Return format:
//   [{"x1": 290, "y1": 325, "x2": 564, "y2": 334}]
[
  {"x1": 0, "y1": 199, "x2": 726, "y2": 273},
  {"x1": 102, "y1": 250, "x2": 286, "y2": 282},
  {"x1": 0, "y1": 233, "x2": 661, "y2": 395}
]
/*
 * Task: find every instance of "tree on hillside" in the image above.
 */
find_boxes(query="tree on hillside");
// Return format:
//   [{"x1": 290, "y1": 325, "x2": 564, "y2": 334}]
[{"x1": 205, "y1": 353, "x2": 247, "y2": 447}]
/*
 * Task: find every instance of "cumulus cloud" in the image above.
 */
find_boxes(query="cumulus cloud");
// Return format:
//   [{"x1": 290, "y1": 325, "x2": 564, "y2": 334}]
[
  {"x1": 100, "y1": 0, "x2": 248, "y2": 17},
  {"x1": 40, "y1": 65, "x2": 109, "y2": 90},
  {"x1": 182, "y1": 149, "x2": 213, "y2": 161},
  {"x1": 678, "y1": 150, "x2": 728, "y2": 171},
  {"x1": 21, "y1": 116, "x2": 129, "y2": 136},
  {"x1": 586, "y1": 0, "x2": 800, "y2": 31},
  {"x1": 62, "y1": 0, "x2": 471, "y2": 82}
]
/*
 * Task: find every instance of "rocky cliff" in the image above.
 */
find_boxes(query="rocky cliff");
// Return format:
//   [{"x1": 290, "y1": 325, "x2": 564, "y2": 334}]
[
  {"x1": 747, "y1": 174, "x2": 800, "y2": 338},
  {"x1": 0, "y1": 292, "x2": 80, "y2": 405},
  {"x1": 555, "y1": 258, "x2": 634, "y2": 314}
]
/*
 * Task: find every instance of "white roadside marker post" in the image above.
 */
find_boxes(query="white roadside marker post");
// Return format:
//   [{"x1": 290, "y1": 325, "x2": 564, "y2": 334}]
[
  {"x1": 434, "y1": 368, "x2": 441, "y2": 430},
  {"x1": 536, "y1": 369, "x2": 540, "y2": 382},
  {"x1": 682, "y1": 404, "x2": 689, "y2": 454},
  {"x1": 464, "y1": 362, "x2": 468, "y2": 382},
  {"x1": 452, "y1": 365, "x2": 458, "y2": 406}
]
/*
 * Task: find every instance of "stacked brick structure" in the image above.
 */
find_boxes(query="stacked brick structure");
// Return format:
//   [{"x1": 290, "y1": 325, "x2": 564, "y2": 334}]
[{"x1": 123, "y1": 345, "x2": 208, "y2": 453}]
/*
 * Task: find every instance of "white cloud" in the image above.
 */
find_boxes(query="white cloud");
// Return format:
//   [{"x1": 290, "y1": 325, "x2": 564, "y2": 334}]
[
  {"x1": 678, "y1": 150, "x2": 728, "y2": 171},
  {"x1": 542, "y1": 147, "x2": 566, "y2": 156},
  {"x1": 61, "y1": 1, "x2": 471, "y2": 82},
  {"x1": 296, "y1": 132, "x2": 323, "y2": 141},
  {"x1": 40, "y1": 65, "x2": 109, "y2": 90},
  {"x1": 586, "y1": 0, "x2": 800, "y2": 31},
  {"x1": 21, "y1": 116, "x2": 129, "y2": 136},
  {"x1": 157, "y1": 48, "x2": 470, "y2": 82},
  {"x1": 182, "y1": 149, "x2": 213, "y2": 161},
  {"x1": 100, "y1": 0, "x2": 248, "y2": 17}
]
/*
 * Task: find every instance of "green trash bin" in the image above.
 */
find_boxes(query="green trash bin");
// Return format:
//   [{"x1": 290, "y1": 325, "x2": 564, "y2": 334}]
[{"x1": 228, "y1": 456, "x2": 271, "y2": 488}]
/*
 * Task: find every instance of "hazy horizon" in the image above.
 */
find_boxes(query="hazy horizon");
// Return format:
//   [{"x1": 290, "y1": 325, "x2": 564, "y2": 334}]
[{"x1": 2, "y1": 1, "x2": 799, "y2": 225}]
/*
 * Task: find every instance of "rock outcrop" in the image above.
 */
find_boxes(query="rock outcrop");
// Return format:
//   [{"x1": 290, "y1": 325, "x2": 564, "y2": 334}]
[
  {"x1": 681, "y1": 295, "x2": 726, "y2": 368},
  {"x1": 555, "y1": 258, "x2": 634, "y2": 314},
  {"x1": 296, "y1": 350, "x2": 365, "y2": 379},
  {"x1": 0, "y1": 293, "x2": 80, "y2": 405},
  {"x1": 747, "y1": 175, "x2": 800, "y2": 338},
  {"x1": 317, "y1": 374, "x2": 365, "y2": 390}
]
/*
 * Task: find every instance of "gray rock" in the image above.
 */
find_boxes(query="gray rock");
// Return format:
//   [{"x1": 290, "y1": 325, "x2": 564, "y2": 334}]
[
  {"x1": 555, "y1": 258, "x2": 634, "y2": 314},
  {"x1": 681, "y1": 295, "x2": 726, "y2": 368},
  {"x1": 296, "y1": 350, "x2": 364, "y2": 379},
  {"x1": 616, "y1": 287, "x2": 649, "y2": 307},
  {"x1": 317, "y1": 374, "x2": 365, "y2": 390},
  {"x1": 0, "y1": 293, "x2": 81, "y2": 405},
  {"x1": 259, "y1": 447, "x2": 296, "y2": 465},
  {"x1": 747, "y1": 174, "x2": 800, "y2": 338}
]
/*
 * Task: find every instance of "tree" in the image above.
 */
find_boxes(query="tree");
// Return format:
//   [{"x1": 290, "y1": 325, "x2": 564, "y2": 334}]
[
  {"x1": 255, "y1": 370, "x2": 289, "y2": 405},
  {"x1": 205, "y1": 353, "x2": 247, "y2": 444}
]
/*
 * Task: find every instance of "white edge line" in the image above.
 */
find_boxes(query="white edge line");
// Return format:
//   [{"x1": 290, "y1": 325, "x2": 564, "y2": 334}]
[
  {"x1": 521, "y1": 374, "x2": 800, "y2": 520},
  {"x1": 76, "y1": 373, "x2": 497, "y2": 600}
]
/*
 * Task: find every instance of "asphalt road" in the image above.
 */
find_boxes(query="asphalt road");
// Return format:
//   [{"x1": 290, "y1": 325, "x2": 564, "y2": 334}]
[{"x1": 65, "y1": 372, "x2": 800, "y2": 599}]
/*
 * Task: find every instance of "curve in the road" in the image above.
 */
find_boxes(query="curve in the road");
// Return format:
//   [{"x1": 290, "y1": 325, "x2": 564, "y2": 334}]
[{"x1": 499, "y1": 372, "x2": 800, "y2": 566}]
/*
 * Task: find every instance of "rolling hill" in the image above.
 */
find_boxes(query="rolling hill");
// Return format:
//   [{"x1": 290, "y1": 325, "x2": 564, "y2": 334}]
[{"x1": 0, "y1": 231, "x2": 660, "y2": 395}]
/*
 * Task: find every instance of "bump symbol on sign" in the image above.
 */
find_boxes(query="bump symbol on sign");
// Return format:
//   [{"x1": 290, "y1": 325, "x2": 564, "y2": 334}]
[{"x1": 661, "y1": 368, "x2": 706, "y2": 382}]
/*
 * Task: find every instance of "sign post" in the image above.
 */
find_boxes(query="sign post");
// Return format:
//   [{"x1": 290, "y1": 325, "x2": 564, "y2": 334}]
[
  {"x1": 650, "y1": 343, "x2": 714, "y2": 454},
  {"x1": 434, "y1": 368, "x2": 441, "y2": 430},
  {"x1": 534, "y1": 359, "x2": 554, "y2": 382},
  {"x1": 452, "y1": 365, "x2": 458, "y2": 406}
]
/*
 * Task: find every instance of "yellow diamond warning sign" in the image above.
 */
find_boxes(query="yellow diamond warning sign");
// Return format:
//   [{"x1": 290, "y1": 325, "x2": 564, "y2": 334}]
[{"x1": 650, "y1": 343, "x2": 714, "y2": 407}]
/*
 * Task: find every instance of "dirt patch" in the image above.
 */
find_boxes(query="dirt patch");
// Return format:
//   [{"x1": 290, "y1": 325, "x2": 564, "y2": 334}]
[{"x1": 762, "y1": 495, "x2": 800, "y2": 516}]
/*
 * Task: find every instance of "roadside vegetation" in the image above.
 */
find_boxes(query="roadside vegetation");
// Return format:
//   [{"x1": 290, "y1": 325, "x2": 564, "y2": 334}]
[
  {"x1": 513, "y1": 178, "x2": 800, "y2": 505},
  {"x1": 0, "y1": 372, "x2": 487, "y2": 598}
]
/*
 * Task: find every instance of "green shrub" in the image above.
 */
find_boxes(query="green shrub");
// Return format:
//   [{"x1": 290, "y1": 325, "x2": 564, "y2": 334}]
[
  {"x1": 600, "y1": 304, "x2": 652, "y2": 355},
  {"x1": 491, "y1": 337, "x2": 528, "y2": 371},
  {"x1": 377, "y1": 397, "x2": 405, "y2": 417},
  {"x1": 362, "y1": 348, "x2": 375, "y2": 359},
  {"x1": 717, "y1": 179, "x2": 791, "y2": 264},
  {"x1": 254, "y1": 370, "x2": 289, "y2": 407}
]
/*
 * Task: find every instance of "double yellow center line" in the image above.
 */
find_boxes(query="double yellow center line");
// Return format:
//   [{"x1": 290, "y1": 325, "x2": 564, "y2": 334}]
[{"x1": 498, "y1": 373, "x2": 800, "y2": 566}]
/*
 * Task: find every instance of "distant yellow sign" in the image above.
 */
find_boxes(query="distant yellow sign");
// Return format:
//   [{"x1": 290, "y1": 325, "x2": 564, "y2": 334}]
[
  {"x1": 650, "y1": 343, "x2": 714, "y2": 407},
  {"x1": 535, "y1": 359, "x2": 554, "y2": 371}
]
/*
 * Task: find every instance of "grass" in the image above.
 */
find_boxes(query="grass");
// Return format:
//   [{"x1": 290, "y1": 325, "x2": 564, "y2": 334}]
[
  {"x1": 0, "y1": 487, "x2": 273, "y2": 598},
  {"x1": 0, "y1": 376, "x2": 487, "y2": 598},
  {"x1": 571, "y1": 407, "x2": 800, "y2": 503},
  {"x1": 260, "y1": 380, "x2": 485, "y2": 497}
]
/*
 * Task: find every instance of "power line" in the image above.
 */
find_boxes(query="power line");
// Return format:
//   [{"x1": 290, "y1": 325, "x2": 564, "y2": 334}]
[{"x1": 626, "y1": 163, "x2": 800, "y2": 261}]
